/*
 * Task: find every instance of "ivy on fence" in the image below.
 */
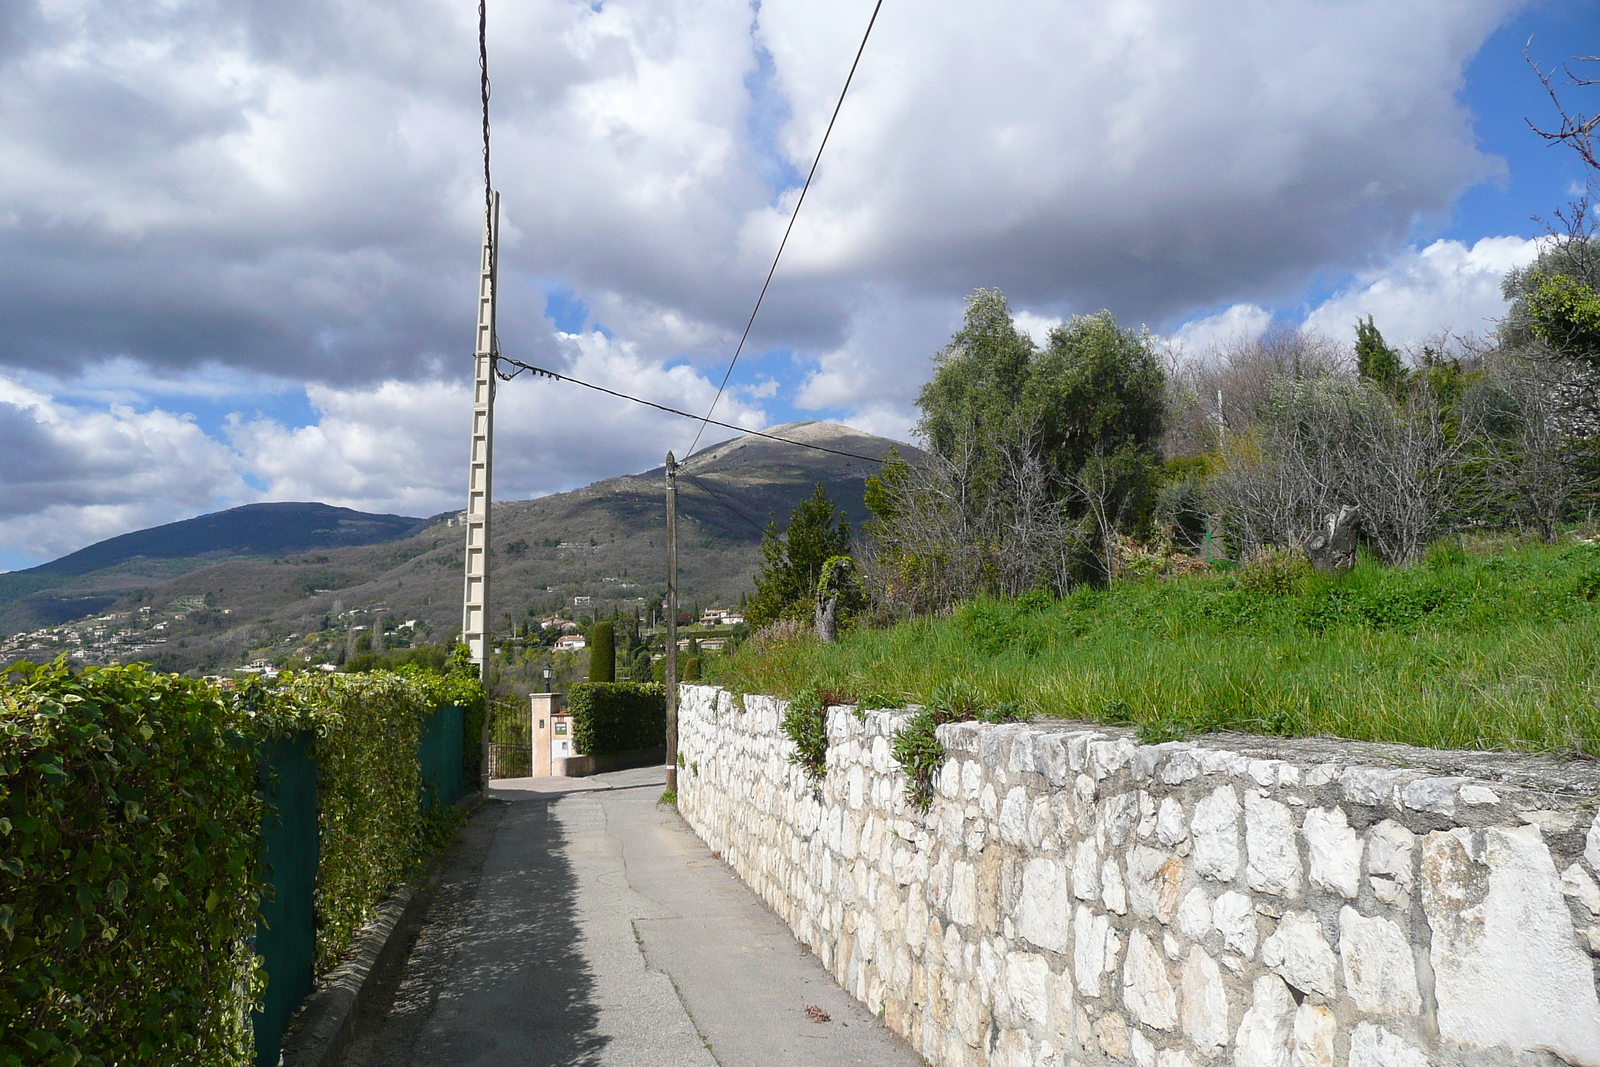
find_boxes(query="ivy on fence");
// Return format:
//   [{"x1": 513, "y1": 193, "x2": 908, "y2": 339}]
[
  {"x1": 0, "y1": 661, "x2": 263, "y2": 1067},
  {"x1": 1, "y1": 654, "x2": 485, "y2": 1067}
]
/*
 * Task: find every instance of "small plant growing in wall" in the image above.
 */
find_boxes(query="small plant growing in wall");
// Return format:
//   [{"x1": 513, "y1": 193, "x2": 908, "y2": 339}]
[
  {"x1": 891, "y1": 680, "x2": 1022, "y2": 811},
  {"x1": 781, "y1": 687, "x2": 829, "y2": 779}
]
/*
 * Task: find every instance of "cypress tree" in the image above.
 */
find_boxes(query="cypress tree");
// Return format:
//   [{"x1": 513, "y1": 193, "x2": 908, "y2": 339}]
[
  {"x1": 588, "y1": 620, "x2": 615, "y2": 683},
  {"x1": 1355, "y1": 315, "x2": 1405, "y2": 395}
]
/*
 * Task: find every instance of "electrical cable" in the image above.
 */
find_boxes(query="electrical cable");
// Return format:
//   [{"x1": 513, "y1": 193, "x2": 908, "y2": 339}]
[
  {"x1": 493, "y1": 353, "x2": 921, "y2": 469},
  {"x1": 479, "y1": 0, "x2": 493, "y2": 242},
  {"x1": 684, "y1": 0, "x2": 886, "y2": 457}
]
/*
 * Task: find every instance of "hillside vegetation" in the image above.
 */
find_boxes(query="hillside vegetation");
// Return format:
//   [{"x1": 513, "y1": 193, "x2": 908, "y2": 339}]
[{"x1": 714, "y1": 534, "x2": 1600, "y2": 755}]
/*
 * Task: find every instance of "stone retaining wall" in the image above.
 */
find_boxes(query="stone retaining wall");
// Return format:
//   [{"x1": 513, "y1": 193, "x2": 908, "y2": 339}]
[{"x1": 675, "y1": 685, "x2": 1600, "y2": 1067}]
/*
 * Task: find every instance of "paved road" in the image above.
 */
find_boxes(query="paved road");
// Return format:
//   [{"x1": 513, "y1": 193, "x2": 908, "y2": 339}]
[{"x1": 338, "y1": 766, "x2": 924, "y2": 1067}]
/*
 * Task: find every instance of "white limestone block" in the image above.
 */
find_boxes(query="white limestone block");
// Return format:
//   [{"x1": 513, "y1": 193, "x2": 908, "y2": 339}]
[
  {"x1": 1028, "y1": 796, "x2": 1055, "y2": 849},
  {"x1": 1102, "y1": 859, "x2": 1128, "y2": 915},
  {"x1": 1180, "y1": 946, "x2": 1230, "y2": 1050},
  {"x1": 1401, "y1": 777, "x2": 1465, "y2": 816},
  {"x1": 980, "y1": 783, "x2": 999, "y2": 819},
  {"x1": 905, "y1": 882, "x2": 929, "y2": 952},
  {"x1": 1302, "y1": 807, "x2": 1361, "y2": 899},
  {"x1": 1422, "y1": 824, "x2": 1600, "y2": 1064},
  {"x1": 1159, "y1": 1049, "x2": 1194, "y2": 1067},
  {"x1": 1213, "y1": 890, "x2": 1258, "y2": 957},
  {"x1": 1093, "y1": 1010, "x2": 1130, "y2": 1060},
  {"x1": 1073, "y1": 905, "x2": 1120, "y2": 998},
  {"x1": 1291, "y1": 1004, "x2": 1336, "y2": 1067},
  {"x1": 1347, "y1": 1023, "x2": 1430, "y2": 1067},
  {"x1": 999, "y1": 786, "x2": 1029, "y2": 844},
  {"x1": 1338, "y1": 906, "x2": 1421, "y2": 1015},
  {"x1": 1245, "y1": 790, "x2": 1304, "y2": 897},
  {"x1": 1587, "y1": 808, "x2": 1600, "y2": 872},
  {"x1": 1192, "y1": 785, "x2": 1242, "y2": 882},
  {"x1": 1138, "y1": 790, "x2": 1158, "y2": 839},
  {"x1": 1073, "y1": 839, "x2": 1100, "y2": 901},
  {"x1": 1341, "y1": 767, "x2": 1404, "y2": 807},
  {"x1": 1123, "y1": 930, "x2": 1179, "y2": 1030},
  {"x1": 1178, "y1": 887, "x2": 1212, "y2": 941},
  {"x1": 949, "y1": 860, "x2": 978, "y2": 926},
  {"x1": 1103, "y1": 792, "x2": 1139, "y2": 846},
  {"x1": 938, "y1": 759, "x2": 961, "y2": 800},
  {"x1": 1126, "y1": 846, "x2": 1183, "y2": 923},
  {"x1": 1234, "y1": 974, "x2": 1294, "y2": 1067},
  {"x1": 1458, "y1": 784, "x2": 1499, "y2": 806},
  {"x1": 1366, "y1": 819, "x2": 1416, "y2": 907},
  {"x1": 1009, "y1": 731, "x2": 1038, "y2": 774},
  {"x1": 1017, "y1": 858, "x2": 1071, "y2": 954},
  {"x1": 1562, "y1": 863, "x2": 1600, "y2": 915},
  {"x1": 1006, "y1": 951, "x2": 1052, "y2": 1026},
  {"x1": 1261, "y1": 911, "x2": 1337, "y2": 996},
  {"x1": 1157, "y1": 797, "x2": 1188, "y2": 846},
  {"x1": 1038, "y1": 735, "x2": 1070, "y2": 786},
  {"x1": 1130, "y1": 1028, "x2": 1156, "y2": 1067},
  {"x1": 1159, "y1": 747, "x2": 1202, "y2": 785}
]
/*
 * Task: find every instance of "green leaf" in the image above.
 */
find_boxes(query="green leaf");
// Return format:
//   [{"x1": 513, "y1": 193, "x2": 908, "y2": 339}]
[
  {"x1": 205, "y1": 888, "x2": 221, "y2": 913},
  {"x1": 0, "y1": 904, "x2": 13, "y2": 940}
]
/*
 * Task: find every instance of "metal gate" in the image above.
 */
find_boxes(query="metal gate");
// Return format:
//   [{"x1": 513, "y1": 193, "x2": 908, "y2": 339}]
[{"x1": 487, "y1": 698, "x2": 531, "y2": 777}]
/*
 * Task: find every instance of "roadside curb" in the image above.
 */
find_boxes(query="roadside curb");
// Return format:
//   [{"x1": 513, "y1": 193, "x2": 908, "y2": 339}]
[{"x1": 277, "y1": 790, "x2": 483, "y2": 1067}]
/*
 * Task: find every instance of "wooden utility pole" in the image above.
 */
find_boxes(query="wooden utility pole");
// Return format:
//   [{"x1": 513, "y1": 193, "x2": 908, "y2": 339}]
[
  {"x1": 664, "y1": 451, "x2": 678, "y2": 794},
  {"x1": 463, "y1": 190, "x2": 499, "y2": 788}
]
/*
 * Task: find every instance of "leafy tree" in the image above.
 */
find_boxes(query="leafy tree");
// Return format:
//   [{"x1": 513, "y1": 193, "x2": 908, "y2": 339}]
[
  {"x1": 588, "y1": 620, "x2": 615, "y2": 683},
  {"x1": 1355, "y1": 315, "x2": 1405, "y2": 395},
  {"x1": 747, "y1": 483, "x2": 851, "y2": 627},
  {"x1": 916, "y1": 292, "x2": 1164, "y2": 504}
]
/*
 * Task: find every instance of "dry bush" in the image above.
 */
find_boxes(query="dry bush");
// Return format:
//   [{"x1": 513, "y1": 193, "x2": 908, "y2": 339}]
[{"x1": 1164, "y1": 326, "x2": 1346, "y2": 459}]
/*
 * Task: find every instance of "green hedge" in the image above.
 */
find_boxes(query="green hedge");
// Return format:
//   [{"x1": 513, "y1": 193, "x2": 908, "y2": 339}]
[
  {"x1": 1, "y1": 661, "x2": 263, "y2": 1067},
  {"x1": 1, "y1": 658, "x2": 484, "y2": 1067},
  {"x1": 567, "y1": 682, "x2": 665, "y2": 756}
]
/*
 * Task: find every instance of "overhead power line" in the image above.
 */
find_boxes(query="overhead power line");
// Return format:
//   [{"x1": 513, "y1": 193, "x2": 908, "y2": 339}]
[
  {"x1": 684, "y1": 0, "x2": 887, "y2": 457},
  {"x1": 478, "y1": 0, "x2": 494, "y2": 245},
  {"x1": 494, "y1": 353, "x2": 917, "y2": 469}
]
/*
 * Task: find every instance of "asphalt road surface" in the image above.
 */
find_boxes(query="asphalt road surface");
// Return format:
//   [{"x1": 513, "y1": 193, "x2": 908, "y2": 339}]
[{"x1": 336, "y1": 765, "x2": 925, "y2": 1067}]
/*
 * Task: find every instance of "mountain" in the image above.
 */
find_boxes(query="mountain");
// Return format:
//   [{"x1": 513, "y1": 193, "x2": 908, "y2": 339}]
[
  {"x1": 0, "y1": 502, "x2": 427, "y2": 631},
  {"x1": 2, "y1": 423, "x2": 916, "y2": 672}
]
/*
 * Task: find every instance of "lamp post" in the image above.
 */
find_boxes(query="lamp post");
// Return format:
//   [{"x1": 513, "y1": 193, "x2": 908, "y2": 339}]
[{"x1": 542, "y1": 665, "x2": 553, "y2": 693}]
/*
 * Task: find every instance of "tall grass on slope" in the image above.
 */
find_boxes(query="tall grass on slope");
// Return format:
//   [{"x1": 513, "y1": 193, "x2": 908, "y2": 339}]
[{"x1": 712, "y1": 538, "x2": 1600, "y2": 755}]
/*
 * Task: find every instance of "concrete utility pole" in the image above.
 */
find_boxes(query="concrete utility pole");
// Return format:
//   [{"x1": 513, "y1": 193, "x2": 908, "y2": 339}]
[
  {"x1": 664, "y1": 451, "x2": 679, "y2": 794},
  {"x1": 463, "y1": 191, "x2": 499, "y2": 790},
  {"x1": 462, "y1": 190, "x2": 500, "y2": 675}
]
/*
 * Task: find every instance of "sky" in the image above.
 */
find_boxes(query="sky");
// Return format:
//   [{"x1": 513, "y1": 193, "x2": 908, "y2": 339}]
[{"x1": 0, "y1": 0, "x2": 1595, "y2": 570}]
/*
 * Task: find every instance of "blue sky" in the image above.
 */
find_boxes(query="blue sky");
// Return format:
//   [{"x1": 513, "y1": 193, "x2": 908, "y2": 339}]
[{"x1": 0, "y1": 0, "x2": 1594, "y2": 571}]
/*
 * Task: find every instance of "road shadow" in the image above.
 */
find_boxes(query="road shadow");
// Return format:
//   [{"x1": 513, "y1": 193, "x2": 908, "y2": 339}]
[{"x1": 343, "y1": 798, "x2": 608, "y2": 1067}]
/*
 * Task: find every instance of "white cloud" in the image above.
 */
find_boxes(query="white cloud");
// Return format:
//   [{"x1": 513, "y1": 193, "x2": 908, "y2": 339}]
[
  {"x1": 230, "y1": 329, "x2": 772, "y2": 517},
  {"x1": 0, "y1": 376, "x2": 249, "y2": 561},
  {"x1": 1302, "y1": 235, "x2": 1539, "y2": 346},
  {"x1": 0, "y1": 0, "x2": 1545, "y2": 558},
  {"x1": 1169, "y1": 304, "x2": 1274, "y2": 355}
]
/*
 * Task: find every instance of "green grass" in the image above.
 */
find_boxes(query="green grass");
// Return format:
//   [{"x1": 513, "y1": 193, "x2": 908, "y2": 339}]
[{"x1": 710, "y1": 535, "x2": 1600, "y2": 755}]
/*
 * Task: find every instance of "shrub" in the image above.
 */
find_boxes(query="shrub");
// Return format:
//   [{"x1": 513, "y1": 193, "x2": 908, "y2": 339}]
[
  {"x1": 567, "y1": 683, "x2": 665, "y2": 756},
  {"x1": 1238, "y1": 545, "x2": 1310, "y2": 596},
  {"x1": 781, "y1": 688, "x2": 828, "y2": 780},
  {"x1": 891, "y1": 681, "x2": 1022, "y2": 810},
  {"x1": 1, "y1": 661, "x2": 263, "y2": 1067}
]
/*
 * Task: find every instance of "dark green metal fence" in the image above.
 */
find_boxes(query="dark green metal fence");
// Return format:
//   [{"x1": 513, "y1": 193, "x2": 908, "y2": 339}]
[
  {"x1": 253, "y1": 731, "x2": 318, "y2": 1067},
  {"x1": 420, "y1": 704, "x2": 466, "y2": 808},
  {"x1": 252, "y1": 706, "x2": 466, "y2": 1065}
]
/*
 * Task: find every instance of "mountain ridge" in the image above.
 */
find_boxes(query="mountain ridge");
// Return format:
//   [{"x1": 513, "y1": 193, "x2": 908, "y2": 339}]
[{"x1": 2, "y1": 422, "x2": 917, "y2": 670}]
